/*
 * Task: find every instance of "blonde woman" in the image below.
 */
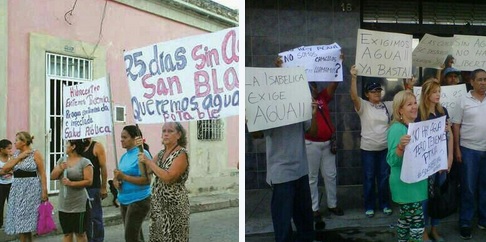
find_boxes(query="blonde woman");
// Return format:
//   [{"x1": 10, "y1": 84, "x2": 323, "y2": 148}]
[
  {"x1": 387, "y1": 91, "x2": 427, "y2": 242},
  {"x1": 416, "y1": 80, "x2": 453, "y2": 242},
  {"x1": 138, "y1": 122, "x2": 190, "y2": 242},
  {"x1": 2, "y1": 132, "x2": 48, "y2": 242}
]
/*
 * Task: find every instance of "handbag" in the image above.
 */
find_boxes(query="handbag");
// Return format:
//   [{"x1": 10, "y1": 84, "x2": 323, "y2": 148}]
[
  {"x1": 329, "y1": 133, "x2": 337, "y2": 155},
  {"x1": 427, "y1": 174, "x2": 458, "y2": 219},
  {"x1": 37, "y1": 201, "x2": 57, "y2": 235}
]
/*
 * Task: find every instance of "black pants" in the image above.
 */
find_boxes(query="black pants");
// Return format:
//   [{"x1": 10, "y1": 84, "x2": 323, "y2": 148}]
[{"x1": 0, "y1": 183, "x2": 11, "y2": 227}]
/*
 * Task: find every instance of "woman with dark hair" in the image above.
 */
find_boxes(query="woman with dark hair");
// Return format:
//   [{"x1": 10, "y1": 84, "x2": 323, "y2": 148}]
[
  {"x1": 0, "y1": 139, "x2": 13, "y2": 228},
  {"x1": 2, "y1": 131, "x2": 48, "y2": 242},
  {"x1": 350, "y1": 66, "x2": 393, "y2": 218},
  {"x1": 51, "y1": 139, "x2": 93, "y2": 242},
  {"x1": 113, "y1": 125, "x2": 152, "y2": 242},
  {"x1": 138, "y1": 122, "x2": 190, "y2": 241}
]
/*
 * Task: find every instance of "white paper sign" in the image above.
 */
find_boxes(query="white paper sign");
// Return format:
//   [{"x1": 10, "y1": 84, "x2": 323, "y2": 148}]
[
  {"x1": 279, "y1": 43, "x2": 343, "y2": 82},
  {"x1": 401, "y1": 116, "x2": 448, "y2": 183},
  {"x1": 412, "y1": 34, "x2": 454, "y2": 68},
  {"x1": 413, "y1": 84, "x2": 467, "y2": 121},
  {"x1": 453, "y1": 34, "x2": 486, "y2": 71},
  {"x1": 355, "y1": 29, "x2": 413, "y2": 78},
  {"x1": 245, "y1": 67, "x2": 312, "y2": 132},
  {"x1": 124, "y1": 27, "x2": 239, "y2": 123},
  {"x1": 63, "y1": 77, "x2": 113, "y2": 139}
]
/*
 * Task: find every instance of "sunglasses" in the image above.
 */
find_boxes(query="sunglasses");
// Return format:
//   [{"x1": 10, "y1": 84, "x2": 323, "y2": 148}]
[{"x1": 368, "y1": 90, "x2": 382, "y2": 94}]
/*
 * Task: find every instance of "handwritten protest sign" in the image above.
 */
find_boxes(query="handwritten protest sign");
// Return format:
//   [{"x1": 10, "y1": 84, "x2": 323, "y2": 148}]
[
  {"x1": 412, "y1": 34, "x2": 454, "y2": 68},
  {"x1": 245, "y1": 67, "x2": 312, "y2": 132},
  {"x1": 123, "y1": 27, "x2": 239, "y2": 123},
  {"x1": 413, "y1": 84, "x2": 466, "y2": 121},
  {"x1": 453, "y1": 34, "x2": 486, "y2": 71},
  {"x1": 279, "y1": 43, "x2": 343, "y2": 82},
  {"x1": 63, "y1": 77, "x2": 113, "y2": 139},
  {"x1": 355, "y1": 29, "x2": 413, "y2": 78},
  {"x1": 401, "y1": 116, "x2": 448, "y2": 183}
]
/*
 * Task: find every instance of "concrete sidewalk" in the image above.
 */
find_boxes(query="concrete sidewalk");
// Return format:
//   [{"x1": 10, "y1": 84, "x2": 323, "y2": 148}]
[
  {"x1": 0, "y1": 191, "x2": 239, "y2": 241},
  {"x1": 246, "y1": 189, "x2": 486, "y2": 241}
]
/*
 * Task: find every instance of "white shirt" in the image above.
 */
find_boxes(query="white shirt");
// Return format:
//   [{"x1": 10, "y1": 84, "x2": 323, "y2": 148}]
[
  {"x1": 452, "y1": 91, "x2": 486, "y2": 151},
  {"x1": 0, "y1": 160, "x2": 13, "y2": 184},
  {"x1": 356, "y1": 98, "x2": 393, "y2": 151}
]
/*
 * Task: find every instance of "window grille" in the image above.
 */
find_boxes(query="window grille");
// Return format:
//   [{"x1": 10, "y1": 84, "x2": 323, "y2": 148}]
[
  {"x1": 45, "y1": 53, "x2": 92, "y2": 193},
  {"x1": 197, "y1": 119, "x2": 224, "y2": 141}
]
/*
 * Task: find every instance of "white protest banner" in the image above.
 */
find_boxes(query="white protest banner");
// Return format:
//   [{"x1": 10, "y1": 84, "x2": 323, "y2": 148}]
[
  {"x1": 413, "y1": 84, "x2": 467, "y2": 121},
  {"x1": 412, "y1": 34, "x2": 454, "y2": 68},
  {"x1": 63, "y1": 77, "x2": 113, "y2": 139},
  {"x1": 245, "y1": 67, "x2": 312, "y2": 132},
  {"x1": 279, "y1": 43, "x2": 343, "y2": 82},
  {"x1": 355, "y1": 29, "x2": 413, "y2": 78},
  {"x1": 453, "y1": 34, "x2": 486, "y2": 71},
  {"x1": 401, "y1": 116, "x2": 448, "y2": 183},
  {"x1": 124, "y1": 27, "x2": 239, "y2": 123}
]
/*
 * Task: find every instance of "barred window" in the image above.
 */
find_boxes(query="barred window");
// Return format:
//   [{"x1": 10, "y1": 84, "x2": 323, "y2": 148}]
[
  {"x1": 46, "y1": 52, "x2": 92, "y2": 193},
  {"x1": 197, "y1": 119, "x2": 224, "y2": 141}
]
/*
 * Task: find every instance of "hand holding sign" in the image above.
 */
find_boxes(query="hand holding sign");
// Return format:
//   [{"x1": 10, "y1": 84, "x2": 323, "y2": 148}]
[
  {"x1": 401, "y1": 116, "x2": 448, "y2": 183},
  {"x1": 245, "y1": 67, "x2": 312, "y2": 132}
]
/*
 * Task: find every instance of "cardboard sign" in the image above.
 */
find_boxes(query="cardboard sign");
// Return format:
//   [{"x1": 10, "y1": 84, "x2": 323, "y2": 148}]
[
  {"x1": 279, "y1": 43, "x2": 343, "y2": 82},
  {"x1": 355, "y1": 29, "x2": 413, "y2": 78},
  {"x1": 412, "y1": 34, "x2": 454, "y2": 68},
  {"x1": 63, "y1": 77, "x2": 113, "y2": 139},
  {"x1": 124, "y1": 27, "x2": 239, "y2": 123},
  {"x1": 453, "y1": 34, "x2": 486, "y2": 71},
  {"x1": 245, "y1": 67, "x2": 312, "y2": 132},
  {"x1": 413, "y1": 84, "x2": 467, "y2": 121},
  {"x1": 401, "y1": 116, "x2": 448, "y2": 183}
]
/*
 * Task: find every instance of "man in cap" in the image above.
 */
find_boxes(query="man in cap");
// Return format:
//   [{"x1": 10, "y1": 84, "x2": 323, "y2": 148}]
[{"x1": 441, "y1": 67, "x2": 461, "y2": 86}]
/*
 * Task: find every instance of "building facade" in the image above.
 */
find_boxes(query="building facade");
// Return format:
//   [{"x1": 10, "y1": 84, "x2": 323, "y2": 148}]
[
  {"x1": 245, "y1": 0, "x2": 486, "y2": 207},
  {"x1": 1, "y1": 0, "x2": 239, "y2": 195}
]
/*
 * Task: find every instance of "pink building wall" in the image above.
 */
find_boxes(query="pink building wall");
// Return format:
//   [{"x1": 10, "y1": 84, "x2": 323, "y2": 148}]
[{"x1": 6, "y1": 0, "x2": 239, "y2": 181}]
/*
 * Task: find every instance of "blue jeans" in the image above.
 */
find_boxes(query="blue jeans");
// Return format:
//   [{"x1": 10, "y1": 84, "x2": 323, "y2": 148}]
[
  {"x1": 422, "y1": 171, "x2": 446, "y2": 227},
  {"x1": 459, "y1": 146, "x2": 486, "y2": 227},
  {"x1": 361, "y1": 149, "x2": 391, "y2": 211},
  {"x1": 271, "y1": 175, "x2": 315, "y2": 242},
  {"x1": 86, "y1": 188, "x2": 104, "y2": 242}
]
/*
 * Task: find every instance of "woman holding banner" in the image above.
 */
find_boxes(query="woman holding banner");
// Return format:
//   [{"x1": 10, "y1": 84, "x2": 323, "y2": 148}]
[
  {"x1": 113, "y1": 125, "x2": 152, "y2": 242},
  {"x1": 350, "y1": 66, "x2": 393, "y2": 218},
  {"x1": 416, "y1": 80, "x2": 453, "y2": 242},
  {"x1": 50, "y1": 139, "x2": 93, "y2": 242},
  {"x1": 387, "y1": 90, "x2": 428, "y2": 242},
  {"x1": 138, "y1": 122, "x2": 190, "y2": 242}
]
